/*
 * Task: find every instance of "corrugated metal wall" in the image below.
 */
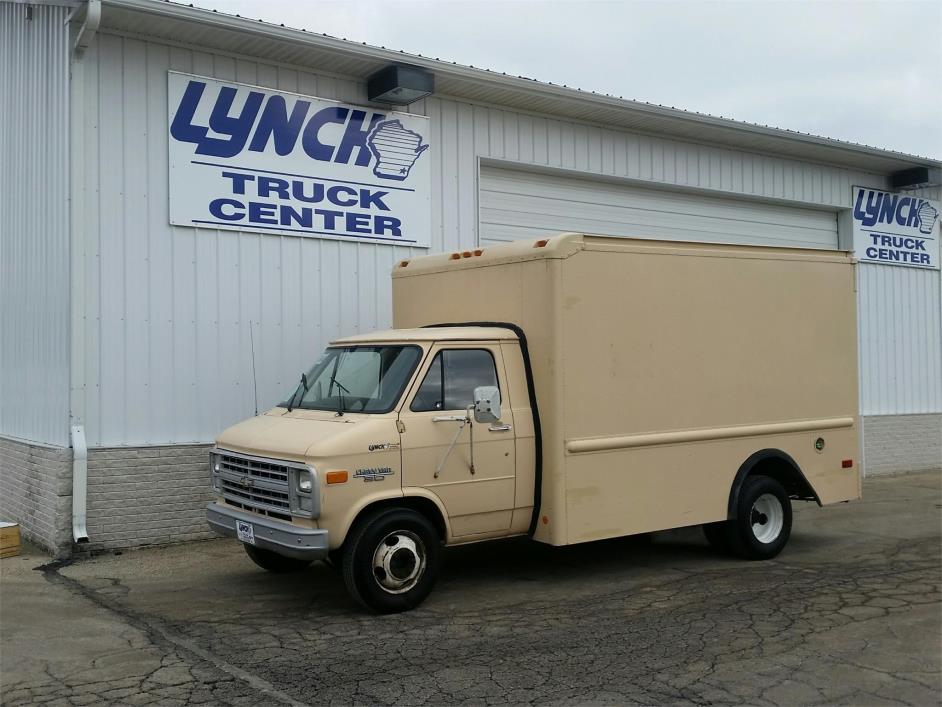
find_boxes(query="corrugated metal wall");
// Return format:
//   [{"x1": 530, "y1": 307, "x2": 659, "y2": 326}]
[
  {"x1": 76, "y1": 30, "x2": 899, "y2": 446},
  {"x1": 858, "y1": 185, "x2": 942, "y2": 416},
  {"x1": 0, "y1": 3, "x2": 71, "y2": 446}
]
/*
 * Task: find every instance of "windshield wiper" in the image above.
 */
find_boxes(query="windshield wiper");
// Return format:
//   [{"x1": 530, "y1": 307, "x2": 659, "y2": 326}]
[
  {"x1": 329, "y1": 374, "x2": 351, "y2": 417},
  {"x1": 286, "y1": 373, "x2": 309, "y2": 412}
]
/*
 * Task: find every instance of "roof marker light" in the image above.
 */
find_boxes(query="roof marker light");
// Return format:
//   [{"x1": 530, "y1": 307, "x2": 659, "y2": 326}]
[{"x1": 449, "y1": 253, "x2": 461, "y2": 260}]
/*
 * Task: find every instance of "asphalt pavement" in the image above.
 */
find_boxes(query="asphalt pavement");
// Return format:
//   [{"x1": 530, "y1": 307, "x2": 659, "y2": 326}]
[{"x1": 1, "y1": 471, "x2": 939, "y2": 706}]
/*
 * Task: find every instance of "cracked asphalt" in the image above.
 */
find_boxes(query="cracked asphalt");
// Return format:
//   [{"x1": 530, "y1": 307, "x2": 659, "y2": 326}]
[{"x1": 1, "y1": 471, "x2": 939, "y2": 706}]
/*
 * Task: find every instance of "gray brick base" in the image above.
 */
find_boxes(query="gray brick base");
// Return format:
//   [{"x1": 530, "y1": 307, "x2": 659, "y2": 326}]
[
  {"x1": 862, "y1": 413, "x2": 942, "y2": 476},
  {"x1": 0, "y1": 436, "x2": 73, "y2": 557},
  {"x1": 86, "y1": 444, "x2": 215, "y2": 552}
]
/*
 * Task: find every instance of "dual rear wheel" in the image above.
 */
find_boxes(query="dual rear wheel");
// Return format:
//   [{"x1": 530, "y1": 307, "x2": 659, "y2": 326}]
[{"x1": 703, "y1": 475, "x2": 792, "y2": 559}]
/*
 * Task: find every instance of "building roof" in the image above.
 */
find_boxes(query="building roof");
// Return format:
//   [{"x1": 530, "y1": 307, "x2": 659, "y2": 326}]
[{"x1": 92, "y1": 0, "x2": 941, "y2": 175}]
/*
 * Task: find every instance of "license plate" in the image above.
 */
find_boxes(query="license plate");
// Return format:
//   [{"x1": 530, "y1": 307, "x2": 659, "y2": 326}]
[{"x1": 236, "y1": 520, "x2": 255, "y2": 545}]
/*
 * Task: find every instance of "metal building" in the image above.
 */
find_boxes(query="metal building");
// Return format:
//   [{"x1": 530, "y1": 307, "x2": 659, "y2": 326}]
[{"x1": 1, "y1": 0, "x2": 940, "y2": 557}]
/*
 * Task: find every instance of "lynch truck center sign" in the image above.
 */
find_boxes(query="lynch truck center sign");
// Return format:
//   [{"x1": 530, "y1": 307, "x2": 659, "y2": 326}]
[
  {"x1": 852, "y1": 186, "x2": 939, "y2": 269},
  {"x1": 168, "y1": 72, "x2": 431, "y2": 247}
]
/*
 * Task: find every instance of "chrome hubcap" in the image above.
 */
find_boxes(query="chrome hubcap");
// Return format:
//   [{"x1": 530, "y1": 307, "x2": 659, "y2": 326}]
[
  {"x1": 750, "y1": 493, "x2": 784, "y2": 544},
  {"x1": 372, "y1": 530, "x2": 426, "y2": 594}
]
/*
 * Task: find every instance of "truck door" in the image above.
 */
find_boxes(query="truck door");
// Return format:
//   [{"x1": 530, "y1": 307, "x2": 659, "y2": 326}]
[{"x1": 399, "y1": 344, "x2": 516, "y2": 537}]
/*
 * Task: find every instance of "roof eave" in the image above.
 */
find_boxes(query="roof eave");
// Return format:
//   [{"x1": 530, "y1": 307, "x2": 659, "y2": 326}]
[{"x1": 97, "y1": 0, "x2": 942, "y2": 175}]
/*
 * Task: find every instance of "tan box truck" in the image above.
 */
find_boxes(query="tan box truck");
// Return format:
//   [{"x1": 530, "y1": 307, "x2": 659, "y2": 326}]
[{"x1": 207, "y1": 233, "x2": 861, "y2": 613}]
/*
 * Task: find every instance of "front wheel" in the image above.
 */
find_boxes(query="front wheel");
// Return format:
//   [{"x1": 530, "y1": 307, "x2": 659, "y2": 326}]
[
  {"x1": 342, "y1": 508, "x2": 442, "y2": 613},
  {"x1": 243, "y1": 544, "x2": 312, "y2": 573},
  {"x1": 727, "y1": 475, "x2": 792, "y2": 560}
]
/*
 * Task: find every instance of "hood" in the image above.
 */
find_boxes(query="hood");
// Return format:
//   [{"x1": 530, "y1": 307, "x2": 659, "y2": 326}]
[{"x1": 215, "y1": 408, "x2": 398, "y2": 462}]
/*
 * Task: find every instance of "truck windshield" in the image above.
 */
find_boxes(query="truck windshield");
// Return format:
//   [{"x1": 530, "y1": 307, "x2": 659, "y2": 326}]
[{"x1": 279, "y1": 345, "x2": 422, "y2": 414}]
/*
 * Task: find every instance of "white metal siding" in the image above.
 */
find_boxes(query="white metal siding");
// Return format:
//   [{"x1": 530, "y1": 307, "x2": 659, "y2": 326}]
[
  {"x1": 858, "y1": 185, "x2": 942, "y2": 416},
  {"x1": 77, "y1": 30, "x2": 892, "y2": 446},
  {"x1": 480, "y1": 166, "x2": 838, "y2": 248},
  {"x1": 0, "y1": 4, "x2": 71, "y2": 446}
]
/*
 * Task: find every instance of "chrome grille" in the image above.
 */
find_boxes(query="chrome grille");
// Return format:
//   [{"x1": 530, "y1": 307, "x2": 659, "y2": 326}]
[
  {"x1": 217, "y1": 453, "x2": 289, "y2": 484},
  {"x1": 213, "y1": 450, "x2": 311, "y2": 520}
]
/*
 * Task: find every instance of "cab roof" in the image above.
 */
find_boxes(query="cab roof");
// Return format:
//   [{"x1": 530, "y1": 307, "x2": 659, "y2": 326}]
[{"x1": 330, "y1": 326, "x2": 518, "y2": 346}]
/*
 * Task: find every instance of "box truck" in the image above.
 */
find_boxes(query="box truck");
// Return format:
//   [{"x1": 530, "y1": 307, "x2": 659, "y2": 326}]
[{"x1": 207, "y1": 233, "x2": 861, "y2": 613}]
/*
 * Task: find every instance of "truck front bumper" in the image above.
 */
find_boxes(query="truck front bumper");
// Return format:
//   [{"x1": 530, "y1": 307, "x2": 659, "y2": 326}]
[{"x1": 206, "y1": 502, "x2": 329, "y2": 561}]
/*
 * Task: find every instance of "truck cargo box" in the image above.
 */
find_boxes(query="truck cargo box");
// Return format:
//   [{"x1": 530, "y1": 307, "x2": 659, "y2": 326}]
[{"x1": 393, "y1": 233, "x2": 860, "y2": 546}]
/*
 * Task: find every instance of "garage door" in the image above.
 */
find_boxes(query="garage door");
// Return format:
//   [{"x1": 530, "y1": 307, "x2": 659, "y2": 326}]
[{"x1": 480, "y1": 166, "x2": 838, "y2": 249}]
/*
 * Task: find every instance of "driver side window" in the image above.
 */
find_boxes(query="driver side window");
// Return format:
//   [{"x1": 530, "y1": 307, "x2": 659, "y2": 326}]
[{"x1": 410, "y1": 349, "x2": 499, "y2": 412}]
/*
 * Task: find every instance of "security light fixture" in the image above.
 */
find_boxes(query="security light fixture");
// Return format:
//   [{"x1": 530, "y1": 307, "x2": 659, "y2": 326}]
[
  {"x1": 367, "y1": 65, "x2": 434, "y2": 106},
  {"x1": 890, "y1": 166, "x2": 942, "y2": 189}
]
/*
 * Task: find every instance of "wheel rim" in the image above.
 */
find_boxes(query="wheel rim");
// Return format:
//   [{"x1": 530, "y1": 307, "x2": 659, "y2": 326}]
[
  {"x1": 371, "y1": 530, "x2": 426, "y2": 594},
  {"x1": 750, "y1": 493, "x2": 784, "y2": 544}
]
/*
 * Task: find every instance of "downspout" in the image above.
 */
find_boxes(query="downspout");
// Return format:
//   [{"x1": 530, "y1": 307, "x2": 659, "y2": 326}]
[
  {"x1": 71, "y1": 426, "x2": 89, "y2": 543},
  {"x1": 68, "y1": 1, "x2": 98, "y2": 546},
  {"x1": 70, "y1": 0, "x2": 101, "y2": 54}
]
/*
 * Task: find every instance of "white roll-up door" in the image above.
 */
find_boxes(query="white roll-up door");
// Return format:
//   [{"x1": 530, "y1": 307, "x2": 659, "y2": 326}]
[{"x1": 480, "y1": 166, "x2": 838, "y2": 249}]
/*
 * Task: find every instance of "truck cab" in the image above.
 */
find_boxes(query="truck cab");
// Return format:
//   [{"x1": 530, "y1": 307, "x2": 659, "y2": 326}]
[{"x1": 207, "y1": 326, "x2": 535, "y2": 612}]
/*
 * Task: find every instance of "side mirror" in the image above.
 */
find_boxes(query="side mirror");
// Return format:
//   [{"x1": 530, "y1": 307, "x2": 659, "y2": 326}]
[{"x1": 473, "y1": 386, "x2": 501, "y2": 423}]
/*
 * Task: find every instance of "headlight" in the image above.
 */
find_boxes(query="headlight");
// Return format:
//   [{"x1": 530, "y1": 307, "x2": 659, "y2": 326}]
[
  {"x1": 298, "y1": 471, "x2": 313, "y2": 494},
  {"x1": 210, "y1": 452, "x2": 221, "y2": 491}
]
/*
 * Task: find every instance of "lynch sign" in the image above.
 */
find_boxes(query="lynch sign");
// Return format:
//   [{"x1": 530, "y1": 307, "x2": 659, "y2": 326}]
[
  {"x1": 168, "y1": 72, "x2": 431, "y2": 247},
  {"x1": 852, "y1": 186, "x2": 939, "y2": 269}
]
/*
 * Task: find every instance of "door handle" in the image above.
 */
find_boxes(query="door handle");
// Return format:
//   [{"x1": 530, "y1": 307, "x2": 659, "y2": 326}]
[{"x1": 488, "y1": 424, "x2": 512, "y2": 432}]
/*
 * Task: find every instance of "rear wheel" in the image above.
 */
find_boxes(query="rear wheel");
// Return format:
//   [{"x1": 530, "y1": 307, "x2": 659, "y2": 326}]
[
  {"x1": 727, "y1": 475, "x2": 792, "y2": 560},
  {"x1": 342, "y1": 508, "x2": 441, "y2": 613},
  {"x1": 243, "y1": 544, "x2": 312, "y2": 573}
]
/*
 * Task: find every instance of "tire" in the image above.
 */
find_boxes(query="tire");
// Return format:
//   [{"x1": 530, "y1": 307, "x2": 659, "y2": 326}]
[
  {"x1": 727, "y1": 475, "x2": 792, "y2": 560},
  {"x1": 702, "y1": 521, "x2": 731, "y2": 552},
  {"x1": 243, "y1": 544, "x2": 312, "y2": 573},
  {"x1": 342, "y1": 508, "x2": 441, "y2": 614}
]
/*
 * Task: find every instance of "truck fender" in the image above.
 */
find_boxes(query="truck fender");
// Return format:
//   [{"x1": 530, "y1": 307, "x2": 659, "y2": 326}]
[
  {"x1": 336, "y1": 488, "x2": 452, "y2": 547},
  {"x1": 727, "y1": 448, "x2": 821, "y2": 519}
]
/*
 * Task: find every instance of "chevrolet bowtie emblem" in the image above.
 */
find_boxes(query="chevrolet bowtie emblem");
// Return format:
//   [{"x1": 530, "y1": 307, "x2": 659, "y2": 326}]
[{"x1": 238, "y1": 476, "x2": 254, "y2": 488}]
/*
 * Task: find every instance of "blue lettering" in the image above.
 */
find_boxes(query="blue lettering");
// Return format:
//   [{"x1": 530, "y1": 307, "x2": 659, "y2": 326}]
[
  {"x1": 327, "y1": 185, "x2": 359, "y2": 208},
  {"x1": 315, "y1": 209, "x2": 343, "y2": 229},
  {"x1": 359, "y1": 189, "x2": 390, "y2": 211},
  {"x1": 248, "y1": 202, "x2": 278, "y2": 225},
  {"x1": 878, "y1": 194, "x2": 898, "y2": 224},
  {"x1": 302, "y1": 107, "x2": 348, "y2": 162},
  {"x1": 374, "y1": 216, "x2": 402, "y2": 237},
  {"x1": 248, "y1": 96, "x2": 311, "y2": 155},
  {"x1": 199, "y1": 87, "x2": 264, "y2": 158},
  {"x1": 292, "y1": 181, "x2": 325, "y2": 203},
  {"x1": 336, "y1": 110, "x2": 384, "y2": 166},
  {"x1": 209, "y1": 198, "x2": 244, "y2": 221},
  {"x1": 258, "y1": 176, "x2": 289, "y2": 200},
  {"x1": 280, "y1": 205, "x2": 313, "y2": 228},
  {"x1": 170, "y1": 81, "x2": 210, "y2": 147},
  {"x1": 221, "y1": 171, "x2": 254, "y2": 195},
  {"x1": 854, "y1": 189, "x2": 882, "y2": 227},
  {"x1": 345, "y1": 212, "x2": 372, "y2": 234},
  {"x1": 906, "y1": 198, "x2": 922, "y2": 227}
]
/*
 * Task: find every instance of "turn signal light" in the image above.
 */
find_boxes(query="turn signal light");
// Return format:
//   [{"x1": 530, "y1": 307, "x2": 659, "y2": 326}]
[
  {"x1": 534, "y1": 239, "x2": 549, "y2": 248},
  {"x1": 841, "y1": 459, "x2": 853, "y2": 469},
  {"x1": 326, "y1": 470, "x2": 348, "y2": 484}
]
